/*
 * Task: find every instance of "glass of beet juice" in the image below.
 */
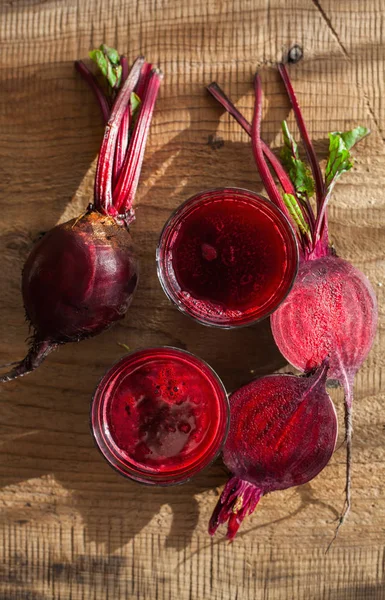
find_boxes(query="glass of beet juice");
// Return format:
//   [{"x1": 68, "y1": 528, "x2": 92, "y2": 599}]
[
  {"x1": 157, "y1": 188, "x2": 298, "y2": 327},
  {"x1": 91, "y1": 347, "x2": 229, "y2": 485}
]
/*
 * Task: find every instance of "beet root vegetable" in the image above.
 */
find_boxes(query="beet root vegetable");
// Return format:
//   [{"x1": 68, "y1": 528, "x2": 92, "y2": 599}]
[
  {"x1": 208, "y1": 62, "x2": 378, "y2": 532},
  {"x1": 16, "y1": 212, "x2": 138, "y2": 378},
  {"x1": 209, "y1": 363, "x2": 338, "y2": 540},
  {"x1": 1, "y1": 48, "x2": 163, "y2": 382}
]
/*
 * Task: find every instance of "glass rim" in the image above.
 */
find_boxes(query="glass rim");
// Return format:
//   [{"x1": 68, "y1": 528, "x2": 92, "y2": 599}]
[
  {"x1": 156, "y1": 186, "x2": 299, "y2": 329},
  {"x1": 90, "y1": 345, "x2": 230, "y2": 486}
]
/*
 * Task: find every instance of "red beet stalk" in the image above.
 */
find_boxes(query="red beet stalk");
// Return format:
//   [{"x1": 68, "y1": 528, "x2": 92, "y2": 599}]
[
  {"x1": 74, "y1": 60, "x2": 111, "y2": 123},
  {"x1": 94, "y1": 56, "x2": 145, "y2": 216},
  {"x1": 207, "y1": 81, "x2": 314, "y2": 251},
  {"x1": 1, "y1": 48, "x2": 163, "y2": 382},
  {"x1": 113, "y1": 68, "x2": 162, "y2": 214},
  {"x1": 113, "y1": 55, "x2": 130, "y2": 185},
  {"x1": 207, "y1": 82, "x2": 298, "y2": 200}
]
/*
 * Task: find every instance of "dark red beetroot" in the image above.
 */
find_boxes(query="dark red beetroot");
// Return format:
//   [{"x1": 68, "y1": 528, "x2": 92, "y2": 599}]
[
  {"x1": 208, "y1": 61, "x2": 378, "y2": 530},
  {"x1": 209, "y1": 363, "x2": 338, "y2": 539},
  {"x1": 1, "y1": 48, "x2": 162, "y2": 382}
]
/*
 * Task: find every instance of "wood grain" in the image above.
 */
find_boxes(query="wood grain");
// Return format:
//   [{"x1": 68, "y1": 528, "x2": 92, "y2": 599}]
[{"x1": 0, "y1": 0, "x2": 384, "y2": 598}]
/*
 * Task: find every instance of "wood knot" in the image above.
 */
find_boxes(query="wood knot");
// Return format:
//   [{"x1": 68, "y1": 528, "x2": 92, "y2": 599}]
[
  {"x1": 288, "y1": 45, "x2": 303, "y2": 64},
  {"x1": 208, "y1": 134, "x2": 224, "y2": 150}
]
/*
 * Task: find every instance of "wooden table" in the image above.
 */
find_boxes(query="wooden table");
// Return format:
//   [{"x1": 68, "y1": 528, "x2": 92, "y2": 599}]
[{"x1": 0, "y1": 1, "x2": 384, "y2": 598}]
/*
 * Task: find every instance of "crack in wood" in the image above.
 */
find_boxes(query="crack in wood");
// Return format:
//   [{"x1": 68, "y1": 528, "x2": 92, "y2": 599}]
[
  {"x1": 310, "y1": 0, "x2": 384, "y2": 141},
  {"x1": 310, "y1": 0, "x2": 349, "y2": 58},
  {"x1": 363, "y1": 91, "x2": 384, "y2": 140}
]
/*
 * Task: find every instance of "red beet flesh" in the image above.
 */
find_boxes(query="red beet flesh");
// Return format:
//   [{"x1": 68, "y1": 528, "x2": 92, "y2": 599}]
[
  {"x1": 91, "y1": 347, "x2": 229, "y2": 484},
  {"x1": 158, "y1": 188, "x2": 298, "y2": 327},
  {"x1": 209, "y1": 364, "x2": 338, "y2": 539},
  {"x1": 271, "y1": 256, "x2": 377, "y2": 390},
  {"x1": 1, "y1": 52, "x2": 162, "y2": 382}
]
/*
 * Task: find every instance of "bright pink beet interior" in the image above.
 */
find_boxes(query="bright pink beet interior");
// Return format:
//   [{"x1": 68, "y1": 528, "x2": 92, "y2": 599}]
[
  {"x1": 163, "y1": 191, "x2": 295, "y2": 324},
  {"x1": 99, "y1": 349, "x2": 227, "y2": 475}
]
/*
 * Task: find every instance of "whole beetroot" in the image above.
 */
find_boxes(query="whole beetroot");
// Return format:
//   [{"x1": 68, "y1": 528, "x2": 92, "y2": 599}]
[{"x1": 1, "y1": 48, "x2": 162, "y2": 382}]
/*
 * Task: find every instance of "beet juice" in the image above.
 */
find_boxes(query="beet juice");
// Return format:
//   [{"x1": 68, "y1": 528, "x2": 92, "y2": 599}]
[
  {"x1": 91, "y1": 347, "x2": 229, "y2": 485},
  {"x1": 157, "y1": 188, "x2": 298, "y2": 327}
]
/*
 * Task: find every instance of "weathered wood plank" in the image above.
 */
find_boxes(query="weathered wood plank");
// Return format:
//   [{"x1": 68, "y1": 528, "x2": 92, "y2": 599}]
[{"x1": 0, "y1": 0, "x2": 384, "y2": 598}]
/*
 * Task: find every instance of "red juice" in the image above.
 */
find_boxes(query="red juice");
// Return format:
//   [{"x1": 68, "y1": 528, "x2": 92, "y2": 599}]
[
  {"x1": 157, "y1": 188, "x2": 298, "y2": 327},
  {"x1": 91, "y1": 347, "x2": 229, "y2": 485}
]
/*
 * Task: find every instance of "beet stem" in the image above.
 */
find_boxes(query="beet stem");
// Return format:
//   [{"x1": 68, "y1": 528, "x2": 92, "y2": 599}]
[
  {"x1": 207, "y1": 81, "x2": 316, "y2": 239},
  {"x1": 120, "y1": 55, "x2": 129, "y2": 82},
  {"x1": 307, "y1": 359, "x2": 329, "y2": 394},
  {"x1": 135, "y1": 62, "x2": 153, "y2": 101},
  {"x1": 0, "y1": 339, "x2": 57, "y2": 383},
  {"x1": 251, "y1": 75, "x2": 298, "y2": 231},
  {"x1": 94, "y1": 56, "x2": 145, "y2": 215},
  {"x1": 113, "y1": 68, "x2": 163, "y2": 214},
  {"x1": 208, "y1": 477, "x2": 263, "y2": 540},
  {"x1": 277, "y1": 64, "x2": 330, "y2": 251},
  {"x1": 74, "y1": 60, "x2": 110, "y2": 124},
  {"x1": 113, "y1": 56, "x2": 131, "y2": 186},
  {"x1": 277, "y1": 64, "x2": 325, "y2": 207},
  {"x1": 207, "y1": 82, "x2": 252, "y2": 135},
  {"x1": 314, "y1": 191, "x2": 331, "y2": 245},
  {"x1": 278, "y1": 64, "x2": 329, "y2": 252},
  {"x1": 113, "y1": 107, "x2": 130, "y2": 187},
  {"x1": 207, "y1": 82, "x2": 298, "y2": 198}
]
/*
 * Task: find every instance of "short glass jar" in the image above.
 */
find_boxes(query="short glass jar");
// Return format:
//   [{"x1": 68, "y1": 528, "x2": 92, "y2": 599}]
[
  {"x1": 157, "y1": 187, "x2": 298, "y2": 328},
  {"x1": 91, "y1": 347, "x2": 229, "y2": 485}
]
